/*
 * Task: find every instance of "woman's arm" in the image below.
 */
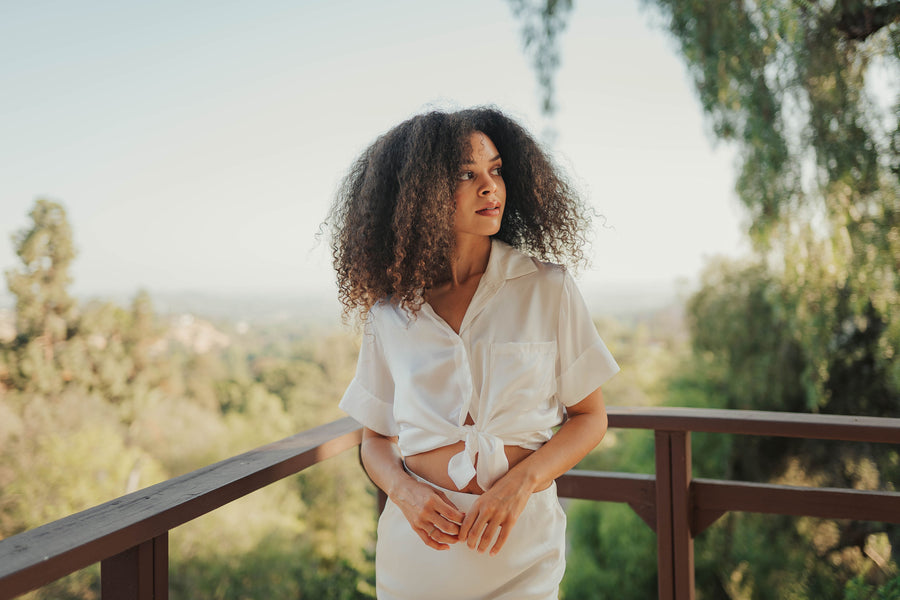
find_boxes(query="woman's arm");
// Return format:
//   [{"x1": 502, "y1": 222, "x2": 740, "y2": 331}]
[
  {"x1": 360, "y1": 427, "x2": 466, "y2": 550},
  {"x1": 458, "y1": 386, "x2": 608, "y2": 555}
]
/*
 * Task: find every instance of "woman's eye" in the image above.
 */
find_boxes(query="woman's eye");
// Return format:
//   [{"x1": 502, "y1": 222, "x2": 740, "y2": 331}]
[
  {"x1": 492, "y1": 166, "x2": 502, "y2": 176},
  {"x1": 458, "y1": 171, "x2": 474, "y2": 181}
]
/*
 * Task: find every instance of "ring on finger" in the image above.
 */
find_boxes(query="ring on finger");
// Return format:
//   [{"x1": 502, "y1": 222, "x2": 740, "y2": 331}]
[{"x1": 428, "y1": 525, "x2": 437, "y2": 537}]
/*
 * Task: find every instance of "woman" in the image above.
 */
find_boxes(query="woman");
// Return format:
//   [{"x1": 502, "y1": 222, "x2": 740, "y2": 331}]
[{"x1": 330, "y1": 107, "x2": 619, "y2": 599}]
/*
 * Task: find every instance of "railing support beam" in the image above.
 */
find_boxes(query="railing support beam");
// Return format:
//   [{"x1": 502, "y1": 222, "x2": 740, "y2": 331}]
[
  {"x1": 101, "y1": 533, "x2": 167, "y2": 600},
  {"x1": 656, "y1": 431, "x2": 695, "y2": 600}
]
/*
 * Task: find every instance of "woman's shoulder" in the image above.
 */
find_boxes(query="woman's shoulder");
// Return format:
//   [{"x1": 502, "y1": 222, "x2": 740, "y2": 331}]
[
  {"x1": 369, "y1": 297, "x2": 405, "y2": 320},
  {"x1": 368, "y1": 296, "x2": 421, "y2": 331},
  {"x1": 493, "y1": 244, "x2": 568, "y2": 304},
  {"x1": 493, "y1": 239, "x2": 567, "y2": 282},
  {"x1": 522, "y1": 250, "x2": 569, "y2": 287}
]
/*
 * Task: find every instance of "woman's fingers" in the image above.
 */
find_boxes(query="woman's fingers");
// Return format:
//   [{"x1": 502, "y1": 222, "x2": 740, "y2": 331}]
[
  {"x1": 464, "y1": 515, "x2": 488, "y2": 551},
  {"x1": 394, "y1": 481, "x2": 466, "y2": 549},
  {"x1": 414, "y1": 526, "x2": 451, "y2": 550},
  {"x1": 458, "y1": 503, "x2": 480, "y2": 541},
  {"x1": 432, "y1": 513, "x2": 462, "y2": 536},
  {"x1": 489, "y1": 523, "x2": 512, "y2": 556},
  {"x1": 427, "y1": 524, "x2": 458, "y2": 545},
  {"x1": 477, "y1": 519, "x2": 501, "y2": 553},
  {"x1": 421, "y1": 491, "x2": 464, "y2": 540},
  {"x1": 415, "y1": 507, "x2": 464, "y2": 548},
  {"x1": 461, "y1": 503, "x2": 497, "y2": 552},
  {"x1": 432, "y1": 489, "x2": 466, "y2": 526},
  {"x1": 459, "y1": 490, "x2": 528, "y2": 554}
]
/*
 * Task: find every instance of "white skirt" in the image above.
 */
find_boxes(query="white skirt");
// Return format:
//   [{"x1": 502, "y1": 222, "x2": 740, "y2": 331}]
[{"x1": 375, "y1": 472, "x2": 566, "y2": 600}]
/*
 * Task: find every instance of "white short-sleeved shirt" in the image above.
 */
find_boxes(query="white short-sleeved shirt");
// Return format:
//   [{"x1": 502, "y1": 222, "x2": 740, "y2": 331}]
[{"x1": 339, "y1": 239, "x2": 619, "y2": 491}]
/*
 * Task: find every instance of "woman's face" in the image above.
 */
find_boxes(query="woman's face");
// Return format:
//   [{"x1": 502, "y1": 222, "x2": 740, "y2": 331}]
[{"x1": 452, "y1": 131, "x2": 506, "y2": 240}]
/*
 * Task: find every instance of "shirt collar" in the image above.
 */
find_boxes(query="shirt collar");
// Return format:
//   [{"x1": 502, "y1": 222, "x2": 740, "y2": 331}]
[
  {"x1": 484, "y1": 238, "x2": 539, "y2": 286},
  {"x1": 413, "y1": 239, "x2": 538, "y2": 335},
  {"x1": 452, "y1": 239, "x2": 537, "y2": 335}
]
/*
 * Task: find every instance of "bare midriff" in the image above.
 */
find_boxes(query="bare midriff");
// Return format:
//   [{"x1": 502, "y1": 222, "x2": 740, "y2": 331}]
[{"x1": 404, "y1": 442, "x2": 550, "y2": 495}]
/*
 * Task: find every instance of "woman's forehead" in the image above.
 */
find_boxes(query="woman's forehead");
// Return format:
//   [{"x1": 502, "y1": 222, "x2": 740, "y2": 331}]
[{"x1": 462, "y1": 131, "x2": 499, "y2": 163}]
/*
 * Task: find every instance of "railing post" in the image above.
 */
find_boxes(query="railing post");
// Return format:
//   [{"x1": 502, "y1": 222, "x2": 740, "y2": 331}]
[
  {"x1": 671, "y1": 431, "x2": 694, "y2": 599},
  {"x1": 656, "y1": 431, "x2": 675, "y2": 600},
  {"x1": 656, "y1": 431, "x2": 695, "y2": 600},
  {"x1": 101, "y1": 533, "x2": 168, "y2": 600}
]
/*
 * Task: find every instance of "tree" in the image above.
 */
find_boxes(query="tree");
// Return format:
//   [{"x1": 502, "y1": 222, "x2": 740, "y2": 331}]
[
  {"x1": 3, "y1": 199, "x2": 79, "y2": 395},
  {"x1": 645, "y1": 0, "x2": 900, "y2": 406},
  {"x1": 6, "y1": 199, "x2": 77, "y2": 346}
]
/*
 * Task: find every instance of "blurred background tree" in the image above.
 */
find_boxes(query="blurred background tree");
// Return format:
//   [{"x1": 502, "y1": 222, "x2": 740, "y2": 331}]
[
  {"x1": 508, "y1": 0, "x2": 899, "y2": 597},
  {"x1": 6, "y1": 199, "x2": 77, "y2": 343},
  {"x1": 0, "y1": 199, "x2": 374, "y2": 599}
]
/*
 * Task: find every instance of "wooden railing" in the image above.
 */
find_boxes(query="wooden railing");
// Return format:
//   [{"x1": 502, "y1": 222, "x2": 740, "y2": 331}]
[{"x1": 1, "y1": 407, "x2": 898, "y2": 600}]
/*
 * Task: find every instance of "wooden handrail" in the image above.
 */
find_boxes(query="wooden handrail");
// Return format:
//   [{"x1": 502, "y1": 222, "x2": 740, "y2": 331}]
[
  {"x1": 608, "y1": 406, "x2": 899, "y2": 442},
  {"x1": 0, "y1": 418, "x2": 363, "y2": 600},
  {"x1": 1, "y1": 408, "x2": 898, "y2": 600}
]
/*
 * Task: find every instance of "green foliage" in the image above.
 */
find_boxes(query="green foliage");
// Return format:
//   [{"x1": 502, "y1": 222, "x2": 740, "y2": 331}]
[
  {"x1": 170, "y1": 533, "x2": 373, "y2": 600},
  {"x1": 693, "y1": 513, "x2": 853, "y2": 600},
  {"x1": 844, "y1": 574, "x2": 900, "y2": 600},
  {"x1": 561, "y1": 502, "x2": 657, "y2": 599},
  {"x1": 645, "y1": 0, "x2": 898, "y2": 229},
  {"x1": 0, "y1": 199, "x2": 375, "y2": 598},
  {"x1": 0, "y1": 392, "x2": 167, "y2": 535},
  {"x1": 5, "y1": 199, "x2": 77, "y2": 342},
  {"x1": 644, "y1": 0, "x2": 900, "y2": 404},
  {"x1": 15, "y1": 566, "x2": 100, "y2": 600}
]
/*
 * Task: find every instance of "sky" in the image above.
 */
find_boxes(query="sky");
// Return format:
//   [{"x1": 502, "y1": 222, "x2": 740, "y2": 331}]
[{"x1": 0, "y1": 0, "x2": 747, "y2": 309}]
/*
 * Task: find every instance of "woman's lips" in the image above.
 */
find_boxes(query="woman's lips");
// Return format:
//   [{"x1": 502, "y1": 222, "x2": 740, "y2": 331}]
[{"x1": 476, "y1": 207, "x2": 501, "y2": 216}]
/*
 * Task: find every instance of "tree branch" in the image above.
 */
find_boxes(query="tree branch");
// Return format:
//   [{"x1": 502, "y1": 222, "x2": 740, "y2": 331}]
[{"x1": 835, "y1": 1, "x2": 900, "y2": 41}]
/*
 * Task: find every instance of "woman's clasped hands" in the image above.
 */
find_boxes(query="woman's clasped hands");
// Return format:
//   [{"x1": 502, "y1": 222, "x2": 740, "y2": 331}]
[{"x1": 393, "y1": 470, "x2": 535, "y2": 556}]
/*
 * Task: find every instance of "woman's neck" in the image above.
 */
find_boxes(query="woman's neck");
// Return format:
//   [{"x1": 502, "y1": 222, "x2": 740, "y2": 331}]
[{"x1": 446, "y1": 235, "x2": 492, "y2": 287}]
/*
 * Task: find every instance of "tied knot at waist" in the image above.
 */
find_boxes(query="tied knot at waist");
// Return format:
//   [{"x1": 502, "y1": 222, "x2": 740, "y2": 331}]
[{"x1": 447, "y1": 425, "x2": 509, "y2": 491}]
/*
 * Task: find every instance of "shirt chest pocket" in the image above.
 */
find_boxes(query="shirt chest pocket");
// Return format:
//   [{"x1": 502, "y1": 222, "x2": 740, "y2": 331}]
[{"x1": 487, "y1": 341, "x2": 558, "y2": 412}]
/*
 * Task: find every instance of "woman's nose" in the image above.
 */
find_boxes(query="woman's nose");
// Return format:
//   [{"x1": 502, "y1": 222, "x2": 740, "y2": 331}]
[{"x1": 478, "y1": 173, "x2": 497, "y2": 195}]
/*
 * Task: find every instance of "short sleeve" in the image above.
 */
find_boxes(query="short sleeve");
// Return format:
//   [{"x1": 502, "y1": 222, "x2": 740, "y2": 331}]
[
  {"x1": 338, "y1": 311, "x2": 398, "y2": 436},
  {"x1": 556, "y1": 270, "x2": 620, "y2": 406}
]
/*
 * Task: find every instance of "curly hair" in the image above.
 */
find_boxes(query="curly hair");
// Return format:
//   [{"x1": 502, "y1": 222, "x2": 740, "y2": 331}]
[{"x1": 328, "y1": 106, "x2": 592, "y2": 320}]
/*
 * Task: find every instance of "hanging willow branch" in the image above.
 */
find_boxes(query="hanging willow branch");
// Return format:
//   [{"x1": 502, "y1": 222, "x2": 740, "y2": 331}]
[{"x1": 506, "y1": 0, "x2": 574, "y2": 115}]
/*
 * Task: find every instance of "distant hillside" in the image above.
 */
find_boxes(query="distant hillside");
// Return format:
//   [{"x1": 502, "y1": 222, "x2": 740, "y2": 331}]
[
  {"x1": 580, "y1": 279, "x2": 686, "y2": 319},
  {"x1": 1, "y1": 279, "x2": 685, "y2": 330},
  {"x1": 145, "y1": 280, "x2": 685, "y2": 325}
]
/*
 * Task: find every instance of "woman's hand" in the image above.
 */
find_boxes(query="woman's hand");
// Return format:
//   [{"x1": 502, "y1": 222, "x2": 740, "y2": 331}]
[
  {"x1": 358, "y1": 428, "x2": 467, "y2": 551},
  {"x1": 458, "y1": 469, "x2": 535, "y2": 556},
  {"x1": 459, "y1": 386, "x2": 609, "y2": 555},
  {"x1": 390, "y1": 478, "x2": 466, "y2": 551}
]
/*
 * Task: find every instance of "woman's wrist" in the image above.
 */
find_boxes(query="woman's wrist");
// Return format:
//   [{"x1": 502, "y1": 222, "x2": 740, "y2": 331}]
[
  {"x1": 385, "y1": 469, "x2": 417, "y2": 501},
  {"x1": 505, "y1": 460, "x2": 542, "y2": 494}
]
